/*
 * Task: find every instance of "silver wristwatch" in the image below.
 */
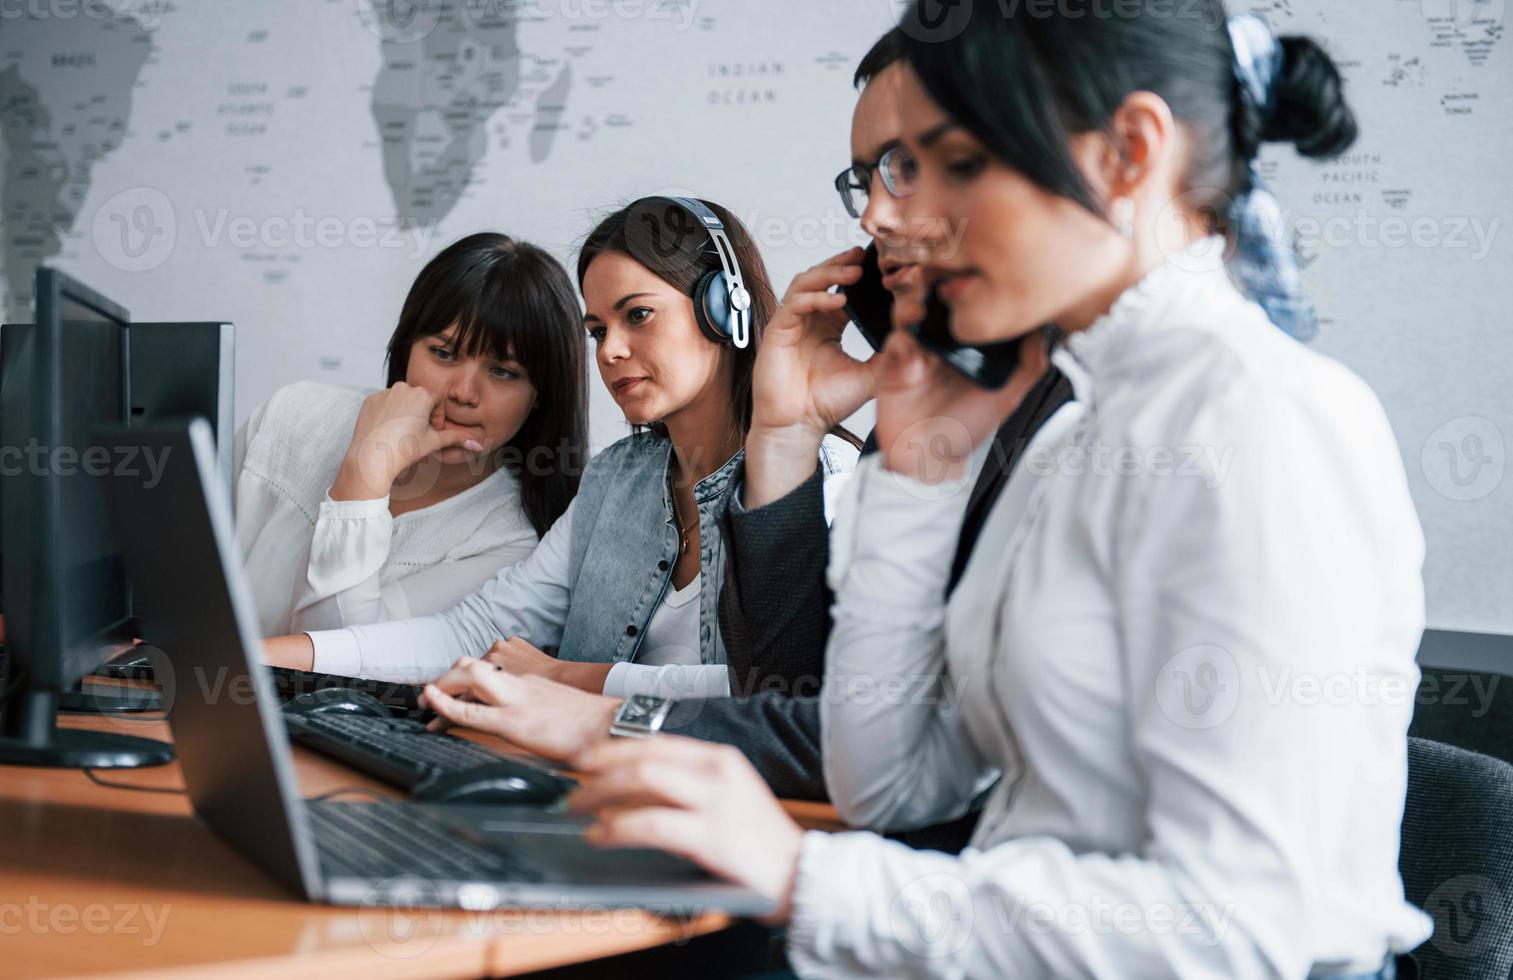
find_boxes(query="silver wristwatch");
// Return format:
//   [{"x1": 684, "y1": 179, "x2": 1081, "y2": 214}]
[{"x1": 609, "y1": 694, "x2": 676, "y2": 738}]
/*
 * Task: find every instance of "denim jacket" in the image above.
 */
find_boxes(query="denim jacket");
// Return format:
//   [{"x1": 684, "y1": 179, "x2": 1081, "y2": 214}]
[{"x1": 560, "y1": 430, "x2": 743, "y2": 666}]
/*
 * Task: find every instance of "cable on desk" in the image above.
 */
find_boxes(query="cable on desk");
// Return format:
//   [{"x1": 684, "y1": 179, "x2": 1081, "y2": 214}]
[
  {"x1": 307, "y1": 786, "x2": 391, "y2": 803},
  {"x1": 82, "y1": 768, "x2": 188, "y2": 794}
]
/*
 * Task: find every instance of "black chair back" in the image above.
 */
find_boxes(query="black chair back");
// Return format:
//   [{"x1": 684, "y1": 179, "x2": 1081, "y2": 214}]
[{"x1": 1399, "y1": 737, "x2": 1513, "y2": 979}]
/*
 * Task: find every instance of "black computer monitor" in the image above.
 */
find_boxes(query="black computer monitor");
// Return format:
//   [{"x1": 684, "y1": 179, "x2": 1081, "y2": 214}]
[
  {"x1": 0, "y1": 323, "x2": 11, "y2": 619},
  {"x1": 4, "y1": 320, "x2": 238, "y2": 529},
  {"x1": 0, "y1": 268, "x2": 172, "y2": 768},
  {"x1": 128, "y1": 322, "x2": 236, "y2": 498}
]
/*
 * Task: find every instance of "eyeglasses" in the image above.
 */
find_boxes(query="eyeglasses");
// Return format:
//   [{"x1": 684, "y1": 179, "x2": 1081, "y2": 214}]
[{"x1": 833, "y1": 143, "x2": 919, "y2": 220}]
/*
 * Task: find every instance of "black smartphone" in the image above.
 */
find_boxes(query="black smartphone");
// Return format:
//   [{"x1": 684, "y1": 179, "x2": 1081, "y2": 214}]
[
  {"x1": 839, "y1": 241, "x2": 895, "y2": 351},
  {"x1": 841, "y1": 241, "x2": 1021, "y2": 389},
  {"x1": 908, "y1": 288, "x2": 1022, "y2": 389}
]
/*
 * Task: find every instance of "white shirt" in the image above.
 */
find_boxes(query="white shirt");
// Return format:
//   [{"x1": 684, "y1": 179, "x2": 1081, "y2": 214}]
[
  {"x1": 604, "y1": 578, "x2": 731, "y2": 699},
  {"x1": 792, "y1": 243, "x2": 1433, "y2": 978},
  {"x1": 234, "y1": 382, "x2": 539, "y2": 636}
]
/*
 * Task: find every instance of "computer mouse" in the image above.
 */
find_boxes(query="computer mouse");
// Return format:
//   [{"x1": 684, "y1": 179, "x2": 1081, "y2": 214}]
[
  {"x1": 96, "y1": 648, "x2": 160, "y2": 681},
  {"x1": 283, "y1": 687, "x2": 393, "y2": 719},
  {"x1": 411, "y1": 761, "x2": 573, "y2": 806}
]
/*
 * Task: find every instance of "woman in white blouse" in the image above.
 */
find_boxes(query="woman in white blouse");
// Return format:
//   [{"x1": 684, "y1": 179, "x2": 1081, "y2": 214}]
[
  {"x1": 423, "y1": 7, "x2": 1431, "y2": 978},
  {"x1": 236, "y1": 233, "x2": 587, "y2": 636}
]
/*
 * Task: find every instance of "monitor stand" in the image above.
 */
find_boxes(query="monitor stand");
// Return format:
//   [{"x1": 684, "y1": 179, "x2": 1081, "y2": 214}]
[
  {"x1": 59, "y1": 684, "x2": 163, "y2": 714},
  {"x1": 0, "y1": 689, "x2": 173, "y2": 768}
]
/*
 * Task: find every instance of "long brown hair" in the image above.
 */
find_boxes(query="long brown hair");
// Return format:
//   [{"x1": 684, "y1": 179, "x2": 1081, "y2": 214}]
[
  {"x1": 385, "y1": 233, "x2": 588, "y2": 536},
  {"x1": 575, "y1": 197, "x2": 771, "y2": 436},
  {"x1": 575, "y1": 197, "x2": 861, "y2": 448}
]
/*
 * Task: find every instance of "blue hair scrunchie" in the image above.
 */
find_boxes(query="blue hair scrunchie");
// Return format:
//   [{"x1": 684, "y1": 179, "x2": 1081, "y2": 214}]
[{"x1": 1227, "y1": 14, "x2": 1317, "y2": 342}]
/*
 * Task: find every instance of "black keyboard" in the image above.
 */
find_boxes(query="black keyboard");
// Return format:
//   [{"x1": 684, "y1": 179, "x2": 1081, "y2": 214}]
[
  {"x1": 306, "y1": 799, "x2": 542, "y2": 882},
  {"x1": 286, "y1": 711, "x2": 575, "y2": 798},
  {"x1": 270, "y1": 667, "x2": 428, "y2": 719}
]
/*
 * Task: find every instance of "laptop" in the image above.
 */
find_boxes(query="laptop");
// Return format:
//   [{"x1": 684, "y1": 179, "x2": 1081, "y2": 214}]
[{"x1": 103, "y1": 418, "x2": 772, "y2": 914}]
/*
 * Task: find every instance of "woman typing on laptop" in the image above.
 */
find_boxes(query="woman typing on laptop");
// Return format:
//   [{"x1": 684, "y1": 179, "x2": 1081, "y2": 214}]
[
  {"x1": 263, "y1": 197, "x2": 858, "y2": 702},
  {"x1": 236, "y1": 233, "x2": 587, "y2": 636},
  {"x1": 440, "y1": 6, "x2": 1430, "y2": 977}
]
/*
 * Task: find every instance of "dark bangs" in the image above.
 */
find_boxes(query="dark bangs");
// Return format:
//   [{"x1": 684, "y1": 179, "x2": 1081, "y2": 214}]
[{"x1": 385, "y1": 233, "x2": 588, "y2": 537}]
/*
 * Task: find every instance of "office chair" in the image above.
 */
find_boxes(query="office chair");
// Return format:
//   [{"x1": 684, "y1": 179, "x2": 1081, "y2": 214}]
[
  {"x1": 1409, "y1": 668, "x2": 1513, "y2": 767},
  {"x1": 1398, "y1": 736, "x2": 1513, "y2": 979}
]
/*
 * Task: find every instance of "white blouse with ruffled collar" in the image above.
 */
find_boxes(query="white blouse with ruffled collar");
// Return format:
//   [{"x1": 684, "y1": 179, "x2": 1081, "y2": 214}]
[{"x1": 798, "y1": 239, "x2": 1432, "y2": 977}]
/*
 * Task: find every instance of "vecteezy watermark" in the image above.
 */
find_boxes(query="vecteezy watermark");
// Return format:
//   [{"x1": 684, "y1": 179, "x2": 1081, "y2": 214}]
[
  {"x1": 1023, "y1": 440, "x2": 1237, "y2": 489},
  {"x1": 358, "y1": 877, "x2": 447, "y2": 958},
  {"x1": 0, "y1": 440, "x2": 170, "y2": 488},
  {"x1": 91, "y1": 187, "x2": 440, "y2": 271},
  {"x1": 1155, "y1": 645, "x2": 1242, "y2": 730},
  {"x1": 0, "y1": 898, "x2": 171, "y2": 944},
  {"x1": 356, "y1": 0, "x2": 702, "y2": 43},
  {"x1": 1155, "y1": 649, "x2": 1481, "y2": 730},
  {"x1": 887, "y1": 872, "x2": 1234, "y2": 960},
  {"x1": 1421, "y1": 416, "x2": 1505, "y2": 502},
  {"x1": 637, "y1": 185, "x2": 969, "y2": 259},
  {"x1": 893, "y1": 0, "x2": 1224, "y2": 43},
  {"x1": 1424, "y1": 875, "x2": 1506, "y2": 960},
  {"x1": 0, "y1": 0, "x2": 170, "y2": 31},
  {"x1": 192, "y1": 208, "x2": 437, "y2": 259},
  {"x1": 92, "y1": 187, "x2": 177, "y2": 273},
  {"x1": 1156, "y1": 189, "x2": 1502, "y2": 266},
  {"x1": 357, "y1": 877, "x2": 712, "y2": 958}
]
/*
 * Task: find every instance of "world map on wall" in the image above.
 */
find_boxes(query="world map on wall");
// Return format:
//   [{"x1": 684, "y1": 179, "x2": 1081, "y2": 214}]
[
  {"x1": 1, "y1": 0, "x2": 1504, "y2": 319},
  {"x1": 2, "y1": 0, "x2": 648, "y2": 318},
  {"x1": 0, "y1": 0, "x2": 1508, "y2": 633}
]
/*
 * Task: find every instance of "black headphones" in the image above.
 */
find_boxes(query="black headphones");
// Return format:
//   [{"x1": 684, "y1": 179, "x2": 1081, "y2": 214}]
[{"x1": 644, "y1": 196, "x2": 753, "y2": 350}]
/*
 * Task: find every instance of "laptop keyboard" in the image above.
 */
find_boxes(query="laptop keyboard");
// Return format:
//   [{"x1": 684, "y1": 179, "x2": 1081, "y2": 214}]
[{"x1": 307, "y1": 799, "x2": 544, "y2": 882}]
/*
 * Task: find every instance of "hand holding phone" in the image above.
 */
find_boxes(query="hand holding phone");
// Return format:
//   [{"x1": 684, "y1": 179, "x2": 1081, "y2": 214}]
[
  {"x1": 745, "y1": 247, "x2": 879, "y2": 509},
  {"x1": 754, "y1": 246, "x2": 877, "y2": 442},
  {"x1": 841, "y1": 241, "x2": 1022, "y2": 390}
]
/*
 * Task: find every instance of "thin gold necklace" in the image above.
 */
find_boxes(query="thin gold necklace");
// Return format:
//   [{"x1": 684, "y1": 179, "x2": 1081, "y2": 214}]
[{"x1": 670, "y1": 487, "x2": 690, "y2": 556}]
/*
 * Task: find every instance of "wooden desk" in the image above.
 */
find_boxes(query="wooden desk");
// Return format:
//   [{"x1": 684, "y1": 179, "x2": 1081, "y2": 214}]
[{"x1": 0, "y1": 708, "x2": 841, "y2": 979}]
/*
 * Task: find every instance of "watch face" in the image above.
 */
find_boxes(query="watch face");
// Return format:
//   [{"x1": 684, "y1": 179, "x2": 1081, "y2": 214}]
[{"x1": 621, "y1": 697, "x2": 659, "y2": 724}]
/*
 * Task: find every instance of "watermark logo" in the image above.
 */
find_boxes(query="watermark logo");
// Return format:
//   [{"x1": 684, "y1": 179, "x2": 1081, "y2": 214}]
[
  {"x1": 1154, "y1": 645, "x2": 1240, "y2": 730},
  {"x1": 1422, "y1": 416, "x2": 1504, "y2": 502},
  {"x1": 91, "y1": 189, "x2": 440, "y2": 270},
  {"x1": 358, "y1": 876, "x2": 445, "y2": 957},
  {"x1": 894, "y1": 0, "x2": 974, "y2": 43},
  {"x1": 1154, "y1": 188, "x2": 1234, "y2": 273},
  {"x1": 0, "y1": 898, "x2": 171, "y2": 944},
  {"x1": 92, "y1": 187, "x2": 176, "y2": 272},
  {"x1": 889, "y1": 872, "x2": 974, "y2": 958},
  {"x1": 357, "y1": 0, "x2": 441, "y2": 42},
  {"x1": 1425, "y1": 874, "x2": 1505, "y2": 959},
  {"x1": 0, "y1": 0, "x2": 171, "y2": 32},
  {"x1": 879, "y1": 415, "x2": 978, "y2": 500}
]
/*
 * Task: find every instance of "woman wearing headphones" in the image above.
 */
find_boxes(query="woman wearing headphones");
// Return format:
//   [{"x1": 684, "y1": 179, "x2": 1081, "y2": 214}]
[
  {"x1": 264, "y1": 197, "x2": 857, "y2": 701},
  {"x1": 452, "y1": 6, "x2": 1428, "y2": 977}
]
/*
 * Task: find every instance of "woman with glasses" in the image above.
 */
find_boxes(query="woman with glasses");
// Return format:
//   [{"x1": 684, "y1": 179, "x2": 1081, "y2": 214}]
[
  {"x1": 835, "y1": 142, "x2": 919, "y2": 218},
  {"x1": 460, "y1": 5, "x2": 1429, "y2": 977}
]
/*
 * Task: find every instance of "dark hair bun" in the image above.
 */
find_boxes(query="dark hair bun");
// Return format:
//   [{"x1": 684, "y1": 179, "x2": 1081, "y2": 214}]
[{"x1": 1263, "y1": 36, "x2": 1357, "y2": 158}]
